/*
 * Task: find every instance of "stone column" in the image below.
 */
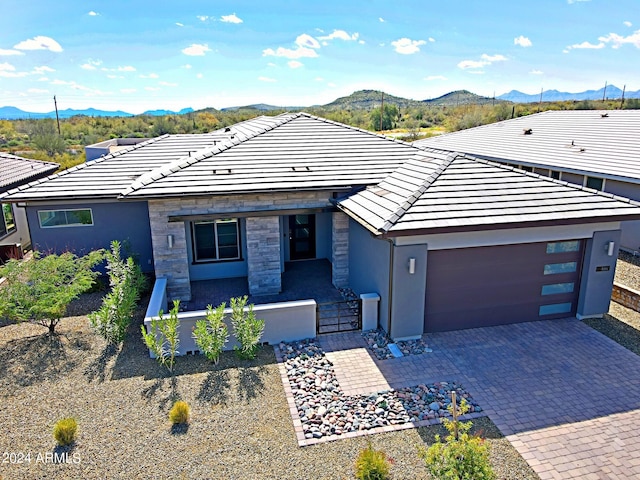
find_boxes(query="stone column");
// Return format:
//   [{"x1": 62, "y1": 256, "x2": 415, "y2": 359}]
[
  {"x1": 331, "y1": 211, "x2": 349, "y2": 288},
  {"x1": 246, "y1": 216, "x2": 282, "y2": 295}
]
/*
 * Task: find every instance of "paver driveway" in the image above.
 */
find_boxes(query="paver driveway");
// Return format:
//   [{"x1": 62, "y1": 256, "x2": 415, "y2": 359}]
[{"x1": 319, "y1": 319, "x2": 640, "y2": 479}]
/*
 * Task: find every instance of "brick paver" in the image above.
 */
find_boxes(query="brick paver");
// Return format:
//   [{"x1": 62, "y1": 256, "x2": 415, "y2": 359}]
[{"x1": 314, "y1": 319, "x2": 640, "y2": 479}]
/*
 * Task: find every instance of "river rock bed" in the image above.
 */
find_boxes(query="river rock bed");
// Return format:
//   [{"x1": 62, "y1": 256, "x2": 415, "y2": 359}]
[
  {"x1": 362, "y1": 329, "x2": 433, "y2": 360},
  {"x1": 279, "y1": 339, "x2": 481, "y2": 441}
]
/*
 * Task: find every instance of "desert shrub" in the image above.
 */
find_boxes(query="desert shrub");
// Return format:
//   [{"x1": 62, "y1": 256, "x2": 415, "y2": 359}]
[
  {"x1": 169, "y1": 400, "x2": 190, "y2": 424},
  {"x1": 230, "y1": 296, "x2": 264, "y2": 359},
  {"x1": 53, "y1": 417, "x2": 78, "y2": 446},
  {"x1": 90, "y1": 240, "x2": 146, "y2": 344},
  {"x1": 141, "y1": 300, "x2": 180, "y2": 372},
  {"x1": 419, "y1": 398, "x2": 495, "y2": 480},
  {"x1": 355, "y1": 442, "x2": 392, "y2": 480},
  {"x1": 193, "y1": 303, "x2": 228, "y2": 364}
]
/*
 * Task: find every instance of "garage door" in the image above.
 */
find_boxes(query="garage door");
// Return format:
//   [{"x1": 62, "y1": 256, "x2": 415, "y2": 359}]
[{"x1": 424, "y1": 240, "x2": 583, "y2": 332}]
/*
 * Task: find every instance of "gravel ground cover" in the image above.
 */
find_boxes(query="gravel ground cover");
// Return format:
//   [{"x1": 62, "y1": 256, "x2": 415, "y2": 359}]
[
  {"x1": 362, "y1": 329, "x2": 432, "y2": 360},
  {"x1": 615, "y1": 251, "x2": 640, "y2": 290},
  {"x1": 0, "y1": 292, "x2": 538, "y2": 479}
]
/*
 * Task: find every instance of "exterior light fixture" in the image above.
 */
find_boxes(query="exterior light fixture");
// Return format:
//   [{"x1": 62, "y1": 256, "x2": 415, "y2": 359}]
[
  {"x1": 167, "y1": 234, "x2": 174, "y2": 249},
  {"x1": 408, "y1": 257, "x2": 416, "y2": 274},
  {"x1": 606, "y1": 241, "x2": 615, "y2": 257}
]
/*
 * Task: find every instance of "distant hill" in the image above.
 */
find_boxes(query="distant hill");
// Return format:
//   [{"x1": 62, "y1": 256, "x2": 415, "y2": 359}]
[
  {"x1": 323, "y1": 90, "x2": 423, "y2": 110},
  {"x1": 424, "y1": 90, "x2": 502, "y2": 106},
  {"x1": 0, "y1": 105, "x2": 194, "y2": 120},
  {"x1": 220, "y1": 103, "x2": 300, "y2": 112},
  {"x1": 497, "y1": 85, "x2": 640, "y2": 103}
]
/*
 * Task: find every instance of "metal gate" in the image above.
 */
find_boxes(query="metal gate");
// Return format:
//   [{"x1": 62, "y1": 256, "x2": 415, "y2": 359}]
[{"x1": 316, "y1": 299, "x2": 361, "y2": 334}]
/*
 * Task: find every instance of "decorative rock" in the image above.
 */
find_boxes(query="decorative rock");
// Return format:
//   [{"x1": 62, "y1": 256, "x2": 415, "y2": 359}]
[{"x1": 429, "y1": 402, "x2": 440, "y2": 411}]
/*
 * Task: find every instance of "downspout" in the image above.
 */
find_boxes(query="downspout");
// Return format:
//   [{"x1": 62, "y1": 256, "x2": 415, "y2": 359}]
[{"x1": 385, "y1": 237, "x2": 395, "y2": 337}]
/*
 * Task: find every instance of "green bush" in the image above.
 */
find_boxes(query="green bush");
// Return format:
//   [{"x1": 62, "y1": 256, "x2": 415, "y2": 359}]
[
  {"x1": 193, "y1": 303, "x2": 228, "y2": 364},
  {"x1": 230, "y1": 296, "x2": 264, "y2": 359},
  {"x1": 419, "y1": 399, "x2": 495, "y2": 480},
  {"x1": 53, "y1": 417, "x2": 78, "y2": 446},
  {"x1": 355, "y1": 442, "x2": 391, "y2": 480},
  {"x1": 90, "y1": 240, "x2": 146, "y2": 344},
  {"x1": 169, "y1": 400, "x2": 190, "y2": 424},
  {"x1": 141, "y1": 300, "x2": 180, "y2": 372}
]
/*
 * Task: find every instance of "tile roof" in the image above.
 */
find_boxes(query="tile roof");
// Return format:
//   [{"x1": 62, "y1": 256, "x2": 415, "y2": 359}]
[
  {"x1": 0, "y1": 152, "x2": 58, "y2": 193},
  {"x1": 337, "y1": 153, "x2": 640, "y2": 236},
  {"x1": 414, "y1": 110, "x2": 640, "y2": 184},
  {"x1": 1, "y1": 115, "x2": 292, "y2": 201}
]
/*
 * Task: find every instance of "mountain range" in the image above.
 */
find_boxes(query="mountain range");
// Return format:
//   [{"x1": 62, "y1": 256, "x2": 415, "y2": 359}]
[{"x1": 1, "y1": 85, "x2": 638, "y2": 120}]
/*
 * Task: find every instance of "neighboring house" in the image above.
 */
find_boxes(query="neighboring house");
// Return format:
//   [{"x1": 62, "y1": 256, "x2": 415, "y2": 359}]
[
  {"x1": 0, "y1": 152, "x2": 58, "y2": 259},
  {"x1": 3, "y1": 113, "x2": 640, "y2": 338},
  {"x1": 414, "y1": 109, "x2": 640, "y2": 252},
  {"x1": 85, "y1": 138, "x2": 149, "y2": 162}
]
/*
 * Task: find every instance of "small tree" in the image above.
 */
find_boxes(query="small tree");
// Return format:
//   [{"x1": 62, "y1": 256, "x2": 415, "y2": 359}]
[
  {"x1": 141, "y1": 300, "x2": 180, "y2": 372},
  {"x1": 192, "y1": 303, "x2": 228, "y2": 364},
  {"x1": 355, "y1": 441, "x2": 392, "y2": 480},
  {"x1": 230, "y1": 296, "x2": 264, "y2": 359},
  {"x1": 0, "y1": 250, "x2": 103, "y2": 334},
  {"x1": 419, "y1": 397, "x2": 495, "y2": 480},
  {"x1": 89, "y1": 240, "x2": 146, "y2": 344}
]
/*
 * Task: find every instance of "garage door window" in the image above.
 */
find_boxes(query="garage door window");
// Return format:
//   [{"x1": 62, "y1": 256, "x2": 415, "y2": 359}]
[
  {"x1": 546, "y1": 241, "x2": 580, "y2": 253},
  {"x1": 539, "y1": 303, "x2": 572, "y2": 316},
  {"x1": 541, "y1": 283, "x2": 575, "y2": 295},
  {"x1": 544, "y1": 262, "x2": 577, "y2": 275}
]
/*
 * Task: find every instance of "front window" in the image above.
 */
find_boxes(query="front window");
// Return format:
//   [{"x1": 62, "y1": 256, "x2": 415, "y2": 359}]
[
  {"x1": 38, "y1": 209, "x2": 93, "y2": 228},
  {"x1": 192, "y1": 219, "x2": 240, "y2": 262},
  {"x1": 0, "y1": 203, "x2": 16, "y2": 237}
]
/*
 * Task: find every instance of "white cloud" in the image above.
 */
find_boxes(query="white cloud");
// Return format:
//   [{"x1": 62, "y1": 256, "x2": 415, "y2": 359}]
[
  {"x1": 624, "y1": 21, "x2": 632, "y2": 27},
  {"x1": 567, "y1": 0, "x2": 590, "y2": 3},
  {"x1": 145, "y1": 86, "x2": 161, "y2": 91},
  {"x1": 88, "y1": 11, "x2": 99, "y2": 16},
  {"x1": 0, "y1": 62, "x2": 27, "y2": 77},
  {"x1": 428, "y1": 37, "x2": 435, "y2": 43},
  {"x1": 182, "y1": 43, "x2": 211, "y2": 56},
  {"x1": 0, "y1": 49, "x2": 24, "y2": 56},
  {"x1": 379, "y1": 17, "x2": 385, "y2": 22},
  {"x1": 196, "y1": 73, "x2": 203, "y2": 79},
  {"x1": 263, "y1": 46, "x2": 318, "y2": 59},
  {"x1": 0, "y1": 62, "x2": 15, "y2": 71},
  {"x1": 182, "y1": 64, "x2": 192, "y2": 69},
  {"x1": 32, "y1": 65, "x2": 54, "y2": 74},
  {"x1": 267, "y1": 62, "x2": 276, "y2": 67},
  {"x1": 81, "y1": 59, "x2": 102, "y2": 70},
  {"x1": 425, "y1": 75, "x2": 447, "y2": 81},
  {"x1": 481, "y1": 53, "x2": 507, "y2": 62},
  {"x1": 288, "y1": 60, "x2": 303, "y2": 68},
  {"x1": 14, "y1": 36, "x2": 63, "y2": 53},
  {"x1": 139, "y1": 73, "x2": 159, "y2": 78},
  {"x1": 529, "y1": 69, "x2": 544, "y2": 75},
  {"x1": 568, "y1": 41, "x2": 605, "y2": 49},
  {"x1": 121, "y1": 88, "x2": 137, "y2": 93},
  {"x1": 458, "y1": 59, "x2": 488, "y2": 69},
  {"x1": 296, "y1": 34, "x2": 321, "y2": 49},
  {"x1": 391, "y1": 37, "x2": 426, "y2": 54},
  {"x1": 315, "y1": 77, "x2": 324, "y2": 81},
  {"x1": 176, "y1": 22, "x2": 184, "y2": 27},
  {"x1": 117, "y1": 65, "x2": 136, "y2": 72},
  {"x1": 258, "y1": 76, "x2": 276, "y2": 82},
  {"x1": 197, "y1": 15, "x2": 209, "y2": 22},
  {"x1": 159, "y1": 81, "x2": 178, "y2": 87},
  {"x1": 514, "y1": 35, "x2": 532, "y2": 47},
  {"x1": 220, "y1": 13, "x2": 242, "y2": 24},
  {"x1": 28, "y1": 88, "x2": 48, "y2": 93},
  {"x1": 599, "y1": 30, "x2": 640, "y2": 48},
  {"x1": 317, "y1": 30, "x2": 359, "y2": 42}
]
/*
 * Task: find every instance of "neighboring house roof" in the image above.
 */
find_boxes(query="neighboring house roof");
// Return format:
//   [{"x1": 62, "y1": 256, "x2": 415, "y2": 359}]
[
  {"x1": 414, "y1": 110, "x2": 640, "y2": 184},
  {"x1": 1, "y1": 115, "x2": 294, "y2": 201},
  {"x1": 0, "y1": 152, "x2": 58, "y2": 193},
  {"x1": 337, "y1": 151, "x2": 640, "y2": 236}
]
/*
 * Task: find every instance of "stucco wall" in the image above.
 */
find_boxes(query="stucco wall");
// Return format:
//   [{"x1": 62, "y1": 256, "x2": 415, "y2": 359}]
[
  {"x1": 390, "y1": 244, "x2": 427, "y2": 340},
  {"x1": 348, "y1": 219, "x2": 389, "y2": 331},
  {"x1": 26, "y1": 201, "x2": 154, "y2": 271},
  {"x1": 1, "y1": 204, "x2": 30, "y2": 249}
]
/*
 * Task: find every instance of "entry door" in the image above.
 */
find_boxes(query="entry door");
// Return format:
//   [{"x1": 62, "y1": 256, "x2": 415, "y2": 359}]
[{"x1": 289, "y1": 214, "x2": 316, "y2": 260}]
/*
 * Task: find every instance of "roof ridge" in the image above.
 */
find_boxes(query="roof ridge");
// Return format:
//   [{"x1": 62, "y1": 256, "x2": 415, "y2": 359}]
[
  {"x1": 466, "y1": 154, "x2": 640, "y2": 208},
  {"x1": 378, "y1": 151, "x2": 459, "y2": 233},
  {"x1": 0, "y1": 152, "x2": 59, "y2": 168},
  {"x1": 120, "y1": 113, "x2": 302, "y2": 197}
]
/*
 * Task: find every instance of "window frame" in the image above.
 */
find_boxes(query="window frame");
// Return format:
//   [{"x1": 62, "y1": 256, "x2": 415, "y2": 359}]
[
  {"x1": 191, "y1": 218, "x2": 241, "y2": 264},
  {"x1": 37, "y1": 208, "x2": 94, "y2": 228},
  {"x1": 584, "y1": 176, "x2": 605, "y2": 191},
  {"x1": 0, "y1": 203, "x2": 16, "y2": 238}
]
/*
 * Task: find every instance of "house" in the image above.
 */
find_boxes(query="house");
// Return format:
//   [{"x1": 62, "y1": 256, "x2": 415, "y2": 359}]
[
  {"x1": 3, "y1": 113, "x2": 640, "y2": 338},
  {"x1": 0, "y1": 152, "x2": 58, "y2": 260},
  {"x1": 414, "y1": 109, "x2": 640, "y2": 252}
]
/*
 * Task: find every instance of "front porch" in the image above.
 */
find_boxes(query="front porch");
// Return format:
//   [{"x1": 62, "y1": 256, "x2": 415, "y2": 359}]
[{"x1": 183, "y1": 259, "x2": 345, "y2": 311}]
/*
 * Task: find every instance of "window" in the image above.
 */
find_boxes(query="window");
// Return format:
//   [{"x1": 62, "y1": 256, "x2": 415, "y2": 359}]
[
  {"x1": 544, "y1": 262, "x2": 577, "y2": 275},
  {"x1": 546, "y1": 241, "x2": 580, "y2": 254},
  {"x1": 541, "y1": 283, "x2": 575, "y2": 295},
  {"x1": 192, "y1": 219, "x2": 240, "y2": 262},
  {"x1": 539, "y1": 302, "x2": 572, "y2": 316},
  {"x1": 585, "y1": 176, "x2": 604, "y2": 191},
  {"x1": 0, "y1": 203, "x2": 16, "y2": 237},
  {"x1": 549, "y1": 170, "x2": 561, "y2": 180},
  {"x1": 38, "y1": 209, "x2": 93, "y2": 228}
]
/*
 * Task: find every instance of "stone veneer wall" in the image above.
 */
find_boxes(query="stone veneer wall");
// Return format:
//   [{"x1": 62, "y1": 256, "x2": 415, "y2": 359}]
[
  {"x1": 246, "y1": 216, "x2": 281, "y2": 295},
  {"x1": 149, "y1": 191, "x2": 334, "y2": 301},
  {"x1": 612, "y1": 282, "x2": 640, "y2": 312},
  {"x1": 331, "y1": 211, "x2": 349, "y2": 288}
]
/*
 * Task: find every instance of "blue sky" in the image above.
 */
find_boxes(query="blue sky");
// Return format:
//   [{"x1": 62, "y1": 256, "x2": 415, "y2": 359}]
[{"x1": 1, "y1": 0, "x2": 638, "y2": 113}]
